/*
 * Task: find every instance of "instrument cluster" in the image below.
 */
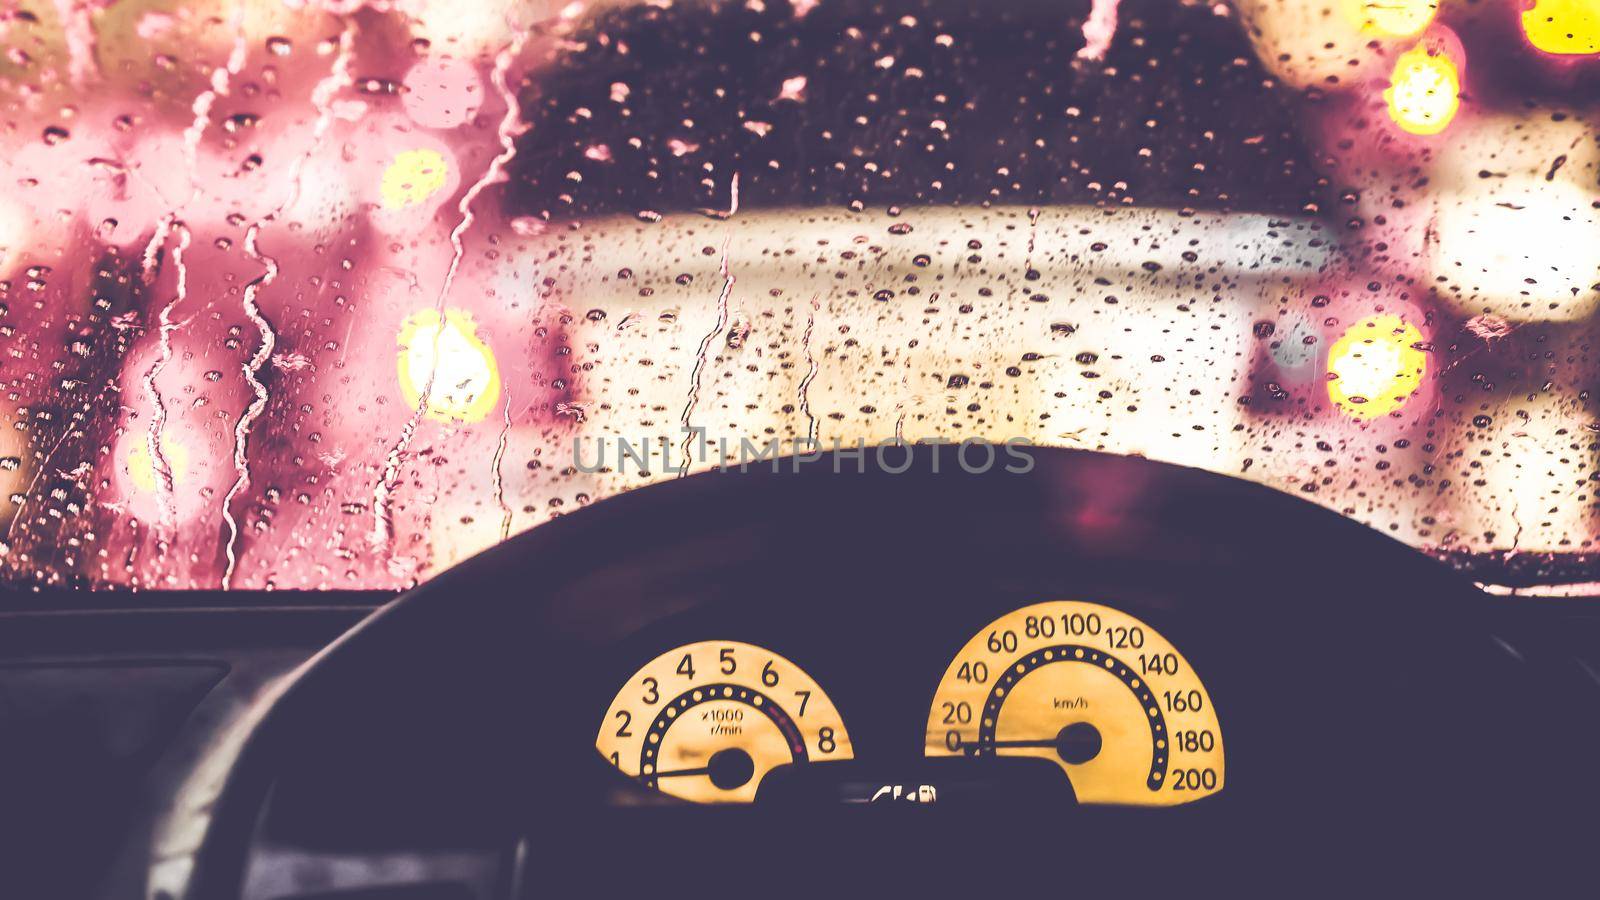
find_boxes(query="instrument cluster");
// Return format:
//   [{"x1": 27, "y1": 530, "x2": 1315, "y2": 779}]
[{"x1": 596, "y1": 600, "x2": 1223, "y2": 807}]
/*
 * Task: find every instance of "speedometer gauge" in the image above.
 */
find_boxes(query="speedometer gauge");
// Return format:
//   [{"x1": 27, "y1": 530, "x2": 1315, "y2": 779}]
[
  {"x1": 597, "y1": 641, "x2": 852, "y2": 803},
  {"x1": 926, "y1": 601, "x2": 1223, "y2": 806}
]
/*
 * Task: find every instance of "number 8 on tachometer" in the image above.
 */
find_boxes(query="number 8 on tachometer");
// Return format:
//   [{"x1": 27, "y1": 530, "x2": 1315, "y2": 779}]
[{"x1": 926, "y1": 601, "x2": 1223, "y2": 806}]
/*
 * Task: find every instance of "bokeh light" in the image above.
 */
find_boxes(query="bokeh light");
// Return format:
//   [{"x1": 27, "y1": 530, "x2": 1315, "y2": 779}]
[
  {"x1": 1384, "y1": 42, "x2": 1461, "y2": 135},
  {"x1": 1522, "y1": 0, "x2": 1600, "y2": 55},
  {"x1": 397, "y1": 308, "x2": 502, "y2": 424},
  {"x1": 381, "y1": 148, "x2": 451, "y2": 211},
  {"x1": 1326, "y1": 314, "x2": 1427, "y2": 420},
  {"x1": 124, "y1": 434, "x2": 191, "y2": 495}
]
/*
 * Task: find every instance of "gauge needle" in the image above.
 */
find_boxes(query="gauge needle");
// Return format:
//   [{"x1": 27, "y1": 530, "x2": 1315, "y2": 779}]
[
  {"x1": 963, "y1": 723, "x2": 1103, "y2": 765},
  {"x1": 650, "y1": 748, "x2": 756, "y2": 790},
  {"x1": 651, "y1": 766, "x2": 713, "y2": 778}
]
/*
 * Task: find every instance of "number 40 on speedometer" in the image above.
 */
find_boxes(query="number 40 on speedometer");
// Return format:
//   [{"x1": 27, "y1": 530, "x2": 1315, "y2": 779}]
[{"x1": 926, "y1": 601, "x2": 1224, "y2": 806}]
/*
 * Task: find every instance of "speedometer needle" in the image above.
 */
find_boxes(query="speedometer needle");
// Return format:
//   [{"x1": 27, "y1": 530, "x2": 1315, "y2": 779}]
[{"x1": 962, "y1": 723, "x2": 1104, "y2": 765}]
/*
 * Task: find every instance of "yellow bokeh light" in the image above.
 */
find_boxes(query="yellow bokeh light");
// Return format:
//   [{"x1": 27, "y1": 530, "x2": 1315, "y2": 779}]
[
  {"x1": 380, "y1": 148, "x2": 450, "y2": 211},
  {"x1": 1342, "y1": 0, "x2": 1437, "y2": 37},
  {"x1": 125, "y1": 436, "x2": 190, "y2": 494},
  {"x1": 397, "y1": 308, "x2": 502, "y2": 424},
  {"x1": 1384, "y1": 43, "x2": 1461, "y2": 136},
  {"x1": 1326, "y1": 314, "x2": 1427, "y2": 420},
  {"x1": 1522, "y1": 0, "x2": 1600, "y2": 55}
]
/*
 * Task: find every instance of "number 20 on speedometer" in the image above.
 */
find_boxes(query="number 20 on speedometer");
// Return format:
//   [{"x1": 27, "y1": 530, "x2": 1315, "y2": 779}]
[{"x1": 926, "y1": 601, "x2": 1223, "y2": 806}]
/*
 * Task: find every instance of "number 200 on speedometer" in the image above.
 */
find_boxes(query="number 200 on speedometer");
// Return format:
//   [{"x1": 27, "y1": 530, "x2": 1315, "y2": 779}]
[{"x1": 926, "y1": 601, "x2": 1224, "y2": 806}]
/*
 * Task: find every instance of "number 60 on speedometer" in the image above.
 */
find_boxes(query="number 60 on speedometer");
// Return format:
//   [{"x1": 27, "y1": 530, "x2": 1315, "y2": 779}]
[{"x1": 926, "y1": 601, "x2": 1223, "y2": 806}]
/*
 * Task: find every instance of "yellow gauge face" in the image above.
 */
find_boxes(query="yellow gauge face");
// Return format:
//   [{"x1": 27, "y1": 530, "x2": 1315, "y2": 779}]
[
  {"x1": 597, "y1": 640, "x2": 853, "y2": 803},
  {"x1": 926, "y1": 601, "x2": 1223, "y2": 806}
]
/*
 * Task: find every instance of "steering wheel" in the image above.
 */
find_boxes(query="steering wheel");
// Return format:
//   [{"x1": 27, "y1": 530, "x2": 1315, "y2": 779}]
[{"x1": 178, "y1": 447, "x2": 1596, "y2": 897}]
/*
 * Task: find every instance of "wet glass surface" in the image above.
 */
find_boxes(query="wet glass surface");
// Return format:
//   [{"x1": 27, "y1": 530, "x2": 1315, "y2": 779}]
[{"x1": 0, "y1": 0, "x2": 1595, "y2": 591}]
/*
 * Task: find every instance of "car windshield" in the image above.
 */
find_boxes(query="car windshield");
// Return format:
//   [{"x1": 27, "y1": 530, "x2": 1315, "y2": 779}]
[{"x1": 0, "y1": 0, "x2": 1595, "y2": 592}]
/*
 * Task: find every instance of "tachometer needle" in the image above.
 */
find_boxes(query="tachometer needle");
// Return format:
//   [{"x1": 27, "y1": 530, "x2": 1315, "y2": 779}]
[
  {"x1": 650, "y1": 748, "x2": 756, "y2": 790},
  {"x1": 650, "y1": 766, "x2": 712, "y2": 779}
]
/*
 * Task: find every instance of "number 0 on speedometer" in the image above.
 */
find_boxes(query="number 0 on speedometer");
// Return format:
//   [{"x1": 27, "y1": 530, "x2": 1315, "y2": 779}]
[{"x1": 926, "y1": 601, "x2": 1223, "y2": 806}]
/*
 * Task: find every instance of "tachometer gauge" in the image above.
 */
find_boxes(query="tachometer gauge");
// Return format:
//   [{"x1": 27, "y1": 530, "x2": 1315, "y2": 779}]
[
  {"x1": 597, "y1": 640, "x2": 852, "y2": 803},
  {"x1": 926, "y1": 601, "x2": 1223, "y2": 806}
]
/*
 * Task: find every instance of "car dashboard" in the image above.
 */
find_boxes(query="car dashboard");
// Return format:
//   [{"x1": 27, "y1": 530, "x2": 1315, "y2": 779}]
[
  {"x1": 5, "y1": 448, "x2": 1600, "y2": 899},
  {"x1": 166, "y1": 449, "x2": 1600, "y2": 896}
]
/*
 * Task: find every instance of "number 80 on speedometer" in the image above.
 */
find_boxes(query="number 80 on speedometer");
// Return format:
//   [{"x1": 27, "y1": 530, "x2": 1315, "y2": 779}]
[{"x1": 926, "y1": 601, "x2": 1223, "y2": 806}]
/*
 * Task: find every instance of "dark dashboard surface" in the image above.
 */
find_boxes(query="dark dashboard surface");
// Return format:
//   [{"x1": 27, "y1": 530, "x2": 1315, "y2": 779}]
[
  {"x1": 200, "y1": 449, "x2": 1600, "y2": 895},
  {"x1": 5, "y1": 449, "x2": 1600, "y2": 898}
]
